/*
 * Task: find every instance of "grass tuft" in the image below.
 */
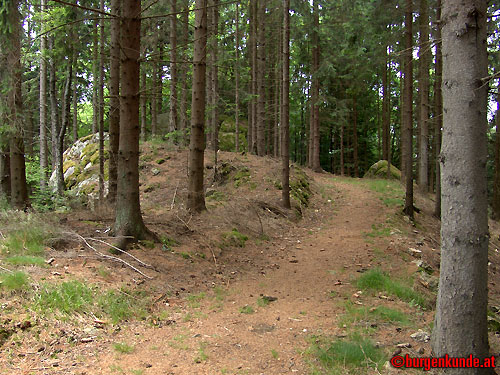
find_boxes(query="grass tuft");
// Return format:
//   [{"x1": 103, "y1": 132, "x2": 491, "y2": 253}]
[
  {"x1": 356, "y1": 269, "x2": 427, "y2": 308},
  {"x1": 309, "y1": 333, "x2": 386, "y2": 373},
  {"x1": 257, "y1": 297, "x2": 270, "y2": 307},
  {"x1": 341, "y1": 303, "x2": 410, "y2": 328},
  {"x1": 0, "y1": 271, "x2": 30, "y2": 291},
  {"x1": 239, "y1": 305, "x2": 254, "y2": 314},
  {"x1": 113, "y1": 342, "x2": 134, "y2": 354},
  {"x1": 4, "y1": 256, "x2": 47, "y2": 266},
  {"x1": 0, "y1": 213, "x2": 58, "y2": 258},
  {"x1": 33, "y1": 281, "x2": 148, "y2": 323}
]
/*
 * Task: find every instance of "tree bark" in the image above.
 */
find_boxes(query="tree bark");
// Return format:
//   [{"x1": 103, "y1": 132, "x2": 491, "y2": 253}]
[
  {"x1": 72, "y1": 69, "x2": 78, "y2": 142},
  {"x1": 114, "y1": 0, "x2": 154, "y2": 247},
  {"x1": 340, "y1": 123, "x2": 344, "y2": 176},
  {"x1": 402, "y1": 0, "x2": 414, "y2": 219},
  {"x1": 235, "y1": 1, "x2": 240, "y2": 152},
  {"x1": 382, "y1": 47, "x2": 390, "y2": 161},
  {"x1": 55, "y1": 57, "x2": 73, "y2": 196},
  {"x1": 433, "y1": 0, "x2": 442, "y2": 218},
  {"x1": 281, "y1": 0, "x2": 290, "y2": 209},
  {"x1": 8, "y1": 0, "x2": 28, "y2": 209},
  {"x1": 92, "y1": 21, "x2": 98, "y2": 134},
  {"x1": 274, "y1": 12, "x2": 282, "y2": 159},
  {"x1": 431, "y1": 2, "x2": 491, "y2": 371},
  {"x1": 248, "y1": 0, "x2": 257, "y2": 153},
  {"x1": 170, "y1": 0, "x2": 178, "y2": 134},
  {"x1": 108, "y1": 0, "x2": 121, "y2": 203},
  {"x1": 0, "y1": 149, "x2": 10, "y2": 200},
  {"x1": 151, "y1": 25, "x2": 159, "y2": 137},
  {"x1": 187, "y1": 0, "x2": 208, "y2": 213},
  {"x1": 310, "y1": 0, "x2": 321, "y2": 172},
  {"x1": 493, "y1": 77, "x2": 500, "y2": 220},
  {"x1": 418, "y1": 0, "x2": 430, "y2": 193},
  {"x1": 140, "y1": 61, "x2": 147, "y2": 141},
  {"x1": 211, "y1": 0, "x2": 219, "y2": 153},
  {"x1": 352, "y1": 96, "x2": 358, "y2": 178},
  {"x1": 39, "y1": 0, "x2": 48, "y2": 190},
  {"x1": 98, "y1": 0, "x2": 105, "y2": 202},
  {"x1": 49, "y1": 37, "x2": 59, "y2": 172},
  {"x1": 179, "y1": 0, "x2": 189, "y2": 143},
  {"x1": 256, "y1": 0, "x2": 266, "y2": 156}
]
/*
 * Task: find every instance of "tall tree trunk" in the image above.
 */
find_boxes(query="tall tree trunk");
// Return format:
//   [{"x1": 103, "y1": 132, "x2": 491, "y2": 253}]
[
  {"x1": 248, "y1": 0, "x2": 257, "y2": 153},
  {"x1": 170, "y1": 0, "x2": 178, "y2": 134},
  {"x1": 235, "y1": 1, "x2": 240, "y2": 152},
  {"x1": 49, "y1": 37, "x2": 59, "y2": 172},
  {"x1": 56, "y1": 60, "x2": 72, "y2": 195},
  {"x1": 7, "y1": 0, "x2": 28, "y2": 209},
  {"x1": 310, "y1": 0, "x2": 321, "y2": 172},
  {"x1": 39, "y1": 0, "x2": 48, "y2": 190},
  {"x1": 418, "y1": 0, "x2": 430, "y2": 193},
  {"x1": 402, "y1": 0, "x2": 414, "y2": 219},
  {"x1": 256, "y1": 0, "x2": 266, "y2": 156},
  {"x1": 114, "y1": 0, "x2": 154, "y2": 247},
  {"x1": 0, "y1": 149, "x2": 10, "y2": 200},
  {"x1": 386, "y1": 50, "x2": 392, "y2": 180},
  {"x1": 179, "y1": 0, "x2": 189, "y2": 143},
  {"x1": 187, "y1": 0, "x2": 208, "y2": 213},
  {"x1": 140, "y1": 61, "x2": 147, "y2": 141},
  {"x1": 281, "y1": 0, "x2": 290, "y2": 209},
  {"x1": 206, "y1": 0, "x2": 213, "y2": 148},
  {"x1": 274, "y1": 12, "x2": 282, "y2": 159},
  {"x1": 151, "y1": 25, "x2": 159, "y2": 137},
  {"x1": 157, "y1": 28, "x2": 163, "y2": 117},
  {"x1": 382, "y1": 47, "x2": 390, "y2": 161},
  {"x1": 24, "y1": 18, "x2": 35, "y2": 158},
  {"x1": 211, "y1": 0, "x2": 219, "y2": 153},
  {"x1": 352, "y1": 96, "x2": 359, "y2": 177},
  {"x1": 431, "y1": 1, "x2": 491, "y2": 370},
  {"x1": 92, "y1": 22, "x2": 98, "y2": 134},
  {"x1": 72, "y1": 72, "x2": 78, "y2": 142},
  {"x1": 98, "y1": 0, "x2": 105, "y2": 201},
  {"x1": 493, "y1": 77, "x2": 500, "y2": 220},
  {"x1": 108, "y1": 0, "x2": 121, "y2": 203},
  {"x1": 433, "y1": 0, "x2": 442, "y2": 218},
  {"x1": 340, "y1": 123, "x2": 344, "y2": 176},
  {"x1": 308, "y1": 84, "x2": 313, "y2": 167}
]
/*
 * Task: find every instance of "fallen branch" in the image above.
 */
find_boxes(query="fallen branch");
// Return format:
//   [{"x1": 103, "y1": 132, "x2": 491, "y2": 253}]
[
  {"x1": 176, "y1": 213, "x2": 193, "y2": 232},
  {"x1": 0, "y1": 264, "x2": 13, "y2": 273},
  {"x1": 210, "y1": 247, "x2": 218, "y2": 267},
  {"x1": 87, "y1": 237, "x2": 153, "y2": 269},
  {"x1": 68, "y1": 232, "x2": 153, "y2": 279},
  {"x1": 171, "y1": 181, "x2": 180, "y2": 210}
]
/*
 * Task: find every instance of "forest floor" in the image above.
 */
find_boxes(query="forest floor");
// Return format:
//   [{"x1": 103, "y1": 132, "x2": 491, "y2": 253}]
[{"x1": 1, "y1": 143, "x2": 500, "y2": 375}]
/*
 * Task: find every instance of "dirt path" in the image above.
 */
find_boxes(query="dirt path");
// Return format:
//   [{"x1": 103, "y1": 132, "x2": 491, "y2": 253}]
[{"x1": 90, "y1": 177, "x2": 394, "y2": 375}]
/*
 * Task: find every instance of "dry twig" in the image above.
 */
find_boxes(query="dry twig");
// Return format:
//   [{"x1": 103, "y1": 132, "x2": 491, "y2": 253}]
[
  {"x1": 67, "y1": 232, "x2": 153, "y2": 279},
  {"x1": 171, "y1": 181, "x2": 180, "y2": 210},
  {"x1": 0, "y1": 264, "x2": 13, "y2": 273},
  {"x1": 87, "y1": 237, "x2": 153, "y2": 268}
]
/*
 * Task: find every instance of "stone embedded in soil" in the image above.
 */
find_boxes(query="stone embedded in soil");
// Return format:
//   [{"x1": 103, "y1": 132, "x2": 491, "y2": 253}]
[
  {"x1": 407, "y1": 248, "x2": 422, "y2": 257},
  {"x1": 396, "y1": 343, "x2": 412, "y2": 348},
  {"x1": 251, "y1": 323, "x2": 275, "y2": 334},
  {"x1": 410, "y1": 330, "x2": 431, "y2": 343}
]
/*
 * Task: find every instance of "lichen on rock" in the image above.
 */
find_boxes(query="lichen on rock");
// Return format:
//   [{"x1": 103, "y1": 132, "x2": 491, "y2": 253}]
[{"x1": 49, "y1": 133, "x2": 110, "y2": 201}]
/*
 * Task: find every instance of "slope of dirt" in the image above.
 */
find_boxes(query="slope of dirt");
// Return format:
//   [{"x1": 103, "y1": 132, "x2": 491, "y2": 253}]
[{"x1": 1, "y1": 145, "x2": 499, "y2": 375}]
